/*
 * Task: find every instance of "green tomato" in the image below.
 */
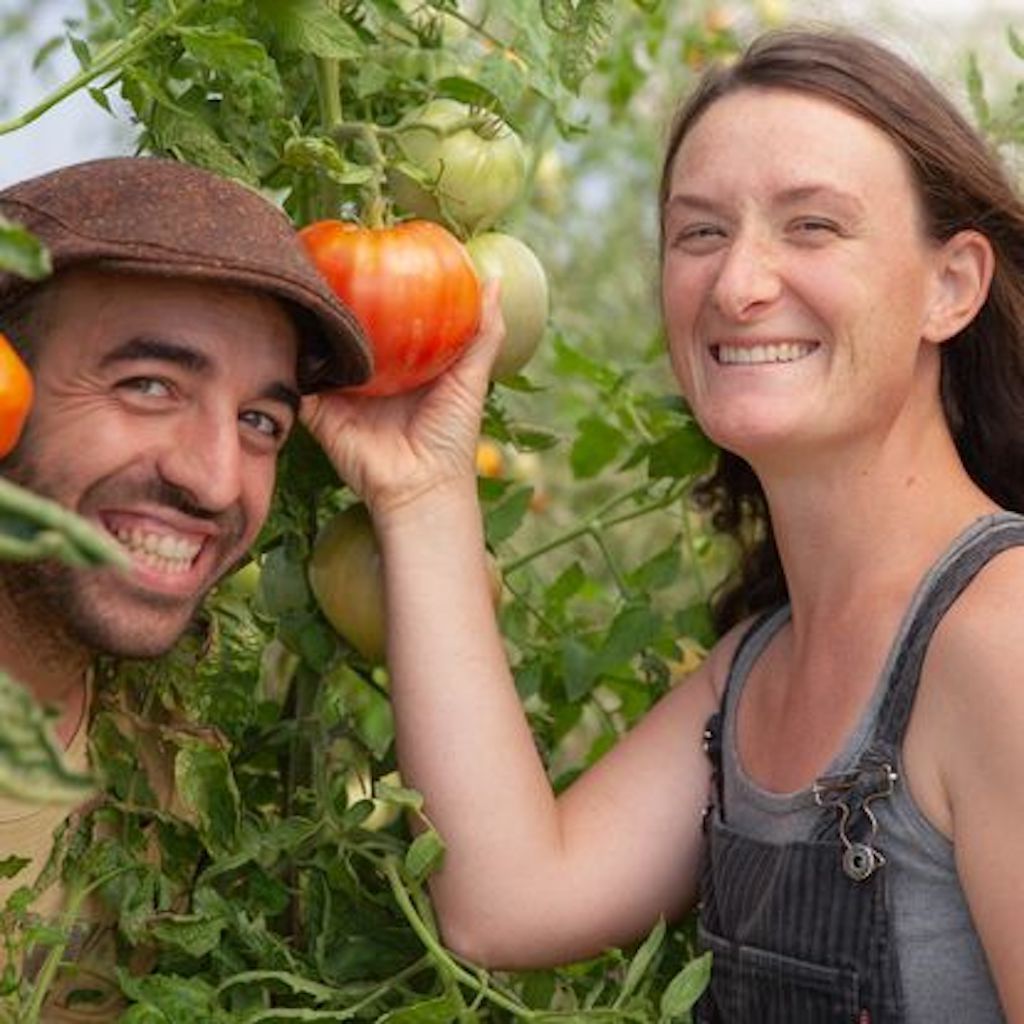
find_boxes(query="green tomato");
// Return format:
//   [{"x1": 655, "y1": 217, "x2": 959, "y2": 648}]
[
  {"x1": 391, "y1": 99, "x2": 526, "y2": 235},
  {"x1": 465, "y1": 232, "x2": 550, "y2": 380},
  {"x1": 308, "y1": 503, "x2": 503, "y2": 665}
]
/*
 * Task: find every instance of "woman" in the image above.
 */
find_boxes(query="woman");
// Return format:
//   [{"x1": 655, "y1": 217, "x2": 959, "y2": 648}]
[{"x1": 303, "y1": 28, "x2": 1024, "y2": 1022}]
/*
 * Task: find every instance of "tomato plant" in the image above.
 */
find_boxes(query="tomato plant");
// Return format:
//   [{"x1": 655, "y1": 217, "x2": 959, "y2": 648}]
[
  {"x1": 466, "y1": 231, "x2": 550, "y2": 380},
  {"x1": 0, "y1": 331, "x2": 32, "y2": 458},
  {"x1": 309, "y1": 502, "x2": 502, "y2": 665},
  {"x1": 390, "y1": 98, "x2": 527, "y2": 236},
  {"x1": 300, "y1": 218, "x2": 482, "y2": 396}
]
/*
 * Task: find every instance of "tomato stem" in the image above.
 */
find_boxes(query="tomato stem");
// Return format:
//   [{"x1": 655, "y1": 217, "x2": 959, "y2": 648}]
[{"x1": 0, "y1": 0, "x2": 204, "y2": 137}]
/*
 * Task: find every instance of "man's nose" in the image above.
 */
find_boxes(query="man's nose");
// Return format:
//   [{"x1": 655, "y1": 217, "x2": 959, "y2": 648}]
[
  {"x1": 710, "y1": 231, "x2": 782, "y2": 321},
  {"x1": 156, "y1": 410, "x2": 244, "y2": 514}
]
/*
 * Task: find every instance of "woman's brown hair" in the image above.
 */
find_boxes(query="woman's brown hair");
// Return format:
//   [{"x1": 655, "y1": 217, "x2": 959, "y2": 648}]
[{"x1": 659, "y1": 27, "x2": 1024, "y2": 633}]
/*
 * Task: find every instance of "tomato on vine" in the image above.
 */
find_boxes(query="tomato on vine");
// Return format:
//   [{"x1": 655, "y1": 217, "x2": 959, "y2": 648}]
[
  {"x1": 309, "y1": 503, "x2": 502, "y2": 665},
  {"x1": 389, "y1": 98, "x2": 526, "y2": 236},
  {"x1": 300, "y1": 219, "x2": 482, "y2": 397},
  {"x1": 0, "y1": 331, "x2": 33, "y2": 458},
  {"x1": 465, "y1": 232, "x2": 549, "y2": 380}
]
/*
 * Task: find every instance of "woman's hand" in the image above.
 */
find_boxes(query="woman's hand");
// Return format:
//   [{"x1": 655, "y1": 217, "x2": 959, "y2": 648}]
[{"x1": 300, "y1": 282, "x2": 503, "y2": 518}]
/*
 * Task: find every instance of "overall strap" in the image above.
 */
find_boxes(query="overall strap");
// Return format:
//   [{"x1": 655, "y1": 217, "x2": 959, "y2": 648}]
[
  {"x1": 703, "y1": 607, "x2": 786, "y2": 816},
  {"x1": 873, "y1": 513, "x2": 1024, "y2": 753}
]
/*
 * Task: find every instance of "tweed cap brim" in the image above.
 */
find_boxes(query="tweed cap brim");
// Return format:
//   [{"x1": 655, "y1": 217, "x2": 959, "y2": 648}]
[{"x1": 0, "y1": 157, "x2": 371, "y2": 393}]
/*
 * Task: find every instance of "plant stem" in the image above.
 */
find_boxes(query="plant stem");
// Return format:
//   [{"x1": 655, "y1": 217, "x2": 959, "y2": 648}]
[
  {"x1": 0, "y1": 0, "x2": 203, "y2": 137},
  {"x1": 314, "y1": 52, "x2": 344, "y2": 220},
  {"x1": 382, "y1": 857, "x2": 533, "y2": 1019},
  {"x1": 0, "y1": 479, "x2": 127, "y2": 568},
  {"x1": 500, "y1": 481, "x2": 686, "y2": 575}
]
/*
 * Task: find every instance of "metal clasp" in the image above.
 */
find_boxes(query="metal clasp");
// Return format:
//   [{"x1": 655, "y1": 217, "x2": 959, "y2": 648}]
[{"x1": 813, "y1": 763, "x2": 897, "y2": 882}]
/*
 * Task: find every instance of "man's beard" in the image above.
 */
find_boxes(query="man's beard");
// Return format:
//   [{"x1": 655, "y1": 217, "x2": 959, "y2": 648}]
[{"x1": 0, "y1": 434, "x2": 244, "y2": 661}]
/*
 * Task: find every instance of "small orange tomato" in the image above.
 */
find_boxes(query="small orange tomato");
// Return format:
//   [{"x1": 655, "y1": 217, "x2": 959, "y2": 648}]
[
  {"x1": 299, "y1": 219, "x2": 482, "y2": 397},
  {"x1": 0, "y1": 331, "x2": 32, "y2": 458}
]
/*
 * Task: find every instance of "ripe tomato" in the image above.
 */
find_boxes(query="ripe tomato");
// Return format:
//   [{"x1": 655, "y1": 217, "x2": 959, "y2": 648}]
[
  {"x1": 308, "y1": 503, "x2": 503, "y2": 665},
  {"x1": 300, "y1": 219, "x2": 482, "y2": 397},
  {"x1": 465, "y1": 232, "x2": 549, "y2": 380},
  {"x1": 390, "y1": 99, "x2": 526, "y2": 235},
  {"x1": 0, "y1": 331, "x2": 33, "y2": 458}
]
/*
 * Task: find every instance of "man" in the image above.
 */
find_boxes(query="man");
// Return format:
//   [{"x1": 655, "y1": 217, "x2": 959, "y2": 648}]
[{"x1": 0, "y1": 156, "x2": 370, "y2": 1018}]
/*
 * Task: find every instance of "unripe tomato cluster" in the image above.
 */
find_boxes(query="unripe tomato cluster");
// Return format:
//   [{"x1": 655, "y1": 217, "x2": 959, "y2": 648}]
[{"x1": 299, "y1": 99, "x2": 550, "y2": 397}]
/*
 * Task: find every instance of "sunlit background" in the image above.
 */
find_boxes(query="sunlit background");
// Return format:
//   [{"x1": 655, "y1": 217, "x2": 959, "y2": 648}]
[{"x1": 0, "y1": 0, "x2": 1019, "y2": 188}]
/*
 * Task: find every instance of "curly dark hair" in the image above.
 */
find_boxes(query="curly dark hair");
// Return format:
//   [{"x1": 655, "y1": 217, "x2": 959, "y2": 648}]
[{"x1": 659, "y1": 27, "x2": 1024, "y2": 634}]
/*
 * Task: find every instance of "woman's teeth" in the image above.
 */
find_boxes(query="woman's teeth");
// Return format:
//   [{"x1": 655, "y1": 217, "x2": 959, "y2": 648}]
[{"x1": 716, "y1": 341, "x2": 817, "y2": 365}]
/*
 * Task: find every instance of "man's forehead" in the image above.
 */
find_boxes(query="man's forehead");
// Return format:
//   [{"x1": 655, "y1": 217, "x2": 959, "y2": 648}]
[{"x1": 44, "y1": 267, "x2": 301, "y2": 387}]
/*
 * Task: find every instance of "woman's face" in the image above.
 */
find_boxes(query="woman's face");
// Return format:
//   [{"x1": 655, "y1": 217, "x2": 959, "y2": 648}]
[{"x1": 661, "y1": 86, "x2": 948, "y2": 468}]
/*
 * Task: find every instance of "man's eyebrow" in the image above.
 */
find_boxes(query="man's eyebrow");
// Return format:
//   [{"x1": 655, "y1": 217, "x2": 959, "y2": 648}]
[
  {"x1": 99, "y1": 336, "x2": 211, "y2": 373},
  {"x1": 101, "y1": 335, "x2": 301, "y2": 415},
  {"x1": 262, "y1": 381, "x2": 301, "y2": 416}
]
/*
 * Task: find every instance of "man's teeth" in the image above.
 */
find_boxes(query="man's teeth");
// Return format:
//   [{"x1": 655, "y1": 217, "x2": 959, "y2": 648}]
[
  {"x1": 716, "y1": 341, "x2": 817, "y2": 365},
  {"x1": 113, "y1": 527, "x2": 202, "y2": 574}
]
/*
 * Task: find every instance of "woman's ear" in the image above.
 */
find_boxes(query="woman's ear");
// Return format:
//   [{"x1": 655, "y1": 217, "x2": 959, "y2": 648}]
[{"x1": 922, "y1": 229, "x2": 995, "y2": 344}]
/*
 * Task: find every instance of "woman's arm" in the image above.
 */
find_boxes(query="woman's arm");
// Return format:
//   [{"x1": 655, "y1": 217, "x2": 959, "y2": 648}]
[{"x1": 302, "y1": 292, "x2": 729, "y2": 968}]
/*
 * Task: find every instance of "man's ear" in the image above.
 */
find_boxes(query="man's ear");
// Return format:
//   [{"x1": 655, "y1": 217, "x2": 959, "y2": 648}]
[{"x1": 922, "y1": 229, "x2": 995, "y2": 344}]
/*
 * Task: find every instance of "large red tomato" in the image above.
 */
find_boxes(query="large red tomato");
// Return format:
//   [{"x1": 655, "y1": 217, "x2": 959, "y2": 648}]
[{"x1": 300, "y1": 219, "x2": 482, "y2": 396}]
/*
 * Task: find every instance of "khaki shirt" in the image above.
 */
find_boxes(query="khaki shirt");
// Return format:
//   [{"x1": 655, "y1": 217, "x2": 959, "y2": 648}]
[{"x1": 0, "y1": 693, "x2": 124, "y2": 1022}]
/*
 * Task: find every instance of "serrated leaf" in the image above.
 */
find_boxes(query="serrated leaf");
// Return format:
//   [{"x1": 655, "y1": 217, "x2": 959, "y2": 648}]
[
  {"x1": 174, "y1": 741, "x2": 241, "y2": 857},
  {"x1": 0, "y1": 216, "x2": 51, "y2": 280},
  {"x1": 0, "y1": 673, "x2": 94, "y2": 806},
  {"x1": 659, "y1": 951, "x2": 712, "y2": 1020},
  {"x1": 404, "y1": 829, "x2": 445, "y2": 882},
  {"x1": 258, "y1": 0, "x2": 362, "y2": 59}
]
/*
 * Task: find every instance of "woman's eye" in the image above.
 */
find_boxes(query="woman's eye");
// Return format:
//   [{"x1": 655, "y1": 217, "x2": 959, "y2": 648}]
[
  {"x1": 669, "y1": 224, "x2": 726, "y2": 252},
  {"x1": 793, "y1": 218, "x2": 840, "y2": 236}
]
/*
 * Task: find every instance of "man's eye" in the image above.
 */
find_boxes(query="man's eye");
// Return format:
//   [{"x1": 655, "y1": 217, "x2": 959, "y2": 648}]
[
  {"x1": 241, "y1": 409, "x2": 286, "y2": 439},
  {"x1": 118, "y1": 376, "x2": 172, "y2": 398}
]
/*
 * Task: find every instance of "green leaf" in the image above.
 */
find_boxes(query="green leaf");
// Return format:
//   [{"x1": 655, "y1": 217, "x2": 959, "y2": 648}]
[
  {"x1": 615, "y1": 917, "x2": 665, "y2": 1008},
  {"x1": 484, "y1": 484, "x2": 534, "y2": 545},
  {"x1": 659, "y1": 951, "x2": 712, "y2": 1021},
  {"x1": 646, "y1": 425, "x2": 716, "y2": 481},
  {"x1": 0, "y1": 855, "x2": 29, "y2": 880},
  {"x1": 378, "y1": 994, "x2": 462, "y2": 1024},
  {"x1": 570, "y1": 415, "x2": 626, "y2": 479},
  {"x1": 174, "y1": 741, "x2": 241, "y2": 857},
  {"x1": 562, "y1": 636, "x2": 597, "y2": 702},
  {"x1": 0, "y1": 215, "x2": 51, "y2": 280},
  {"x1": 404, "y1": 829, "x2": 445, "y2": 882},
  {"x1": 594, "y1": 603, "x2": 662, "y2": 675},
  {"x1": 1008, "y1": 26, "x2": 1024, "y2": 62},
  {"x1": 0, "y1": 672, "x2": 94, "y2": 806},
  {"x1": 150, "y1": 914, "x2": 227, "y2": 958},
  {"x1": 966, "y1": 52, "x2": 990, "y2": 129},
  {"x1": 258, "y1": 0, "x2": 363, "y2": 59}
]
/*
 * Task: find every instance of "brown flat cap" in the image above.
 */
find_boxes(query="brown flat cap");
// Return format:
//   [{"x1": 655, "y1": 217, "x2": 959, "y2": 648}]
[{"x1": 0, "y1": 156, "x2": 371, "y2": 392}]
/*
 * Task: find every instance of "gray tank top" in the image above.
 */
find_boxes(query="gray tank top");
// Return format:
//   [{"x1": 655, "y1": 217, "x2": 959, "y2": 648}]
[{"x1": 721, "y1": 513, "x2": 1011, "y2": 1022}]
